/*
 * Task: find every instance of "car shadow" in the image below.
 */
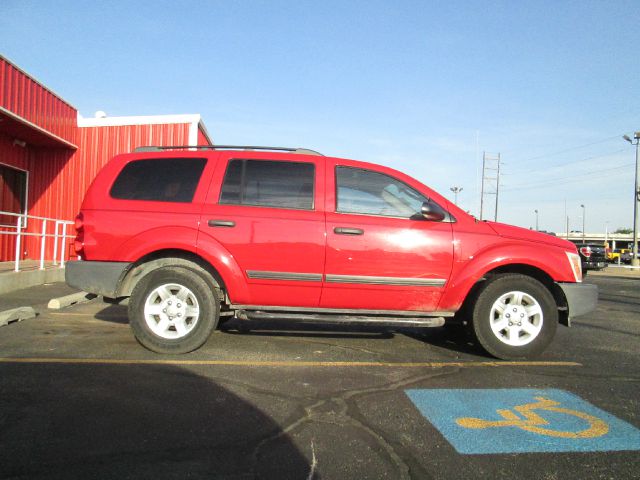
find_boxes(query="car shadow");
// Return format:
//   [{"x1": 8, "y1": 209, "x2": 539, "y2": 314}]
[
  {"x1": 91, "y1": 304, "x2": 487, "y2": 356},
  {"x1": 220, "y1": 318, "x2": 487, "y2": 357},
  {"x1": 0, "y1": 363, "x2": 312, "y2": 479},
  {"x1": 220, "y1": 317, "x2": 396, "y2": 340},
  {"x1": 93, "y1": 303, "x2": 129, "y2": 324},
  {"x1": 400, "y1": 325, "x2": 487, "y2": 358}
]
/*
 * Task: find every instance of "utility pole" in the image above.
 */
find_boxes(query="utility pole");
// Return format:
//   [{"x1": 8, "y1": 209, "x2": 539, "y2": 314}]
[
  {"x1": 534, "y1": 209, "x2": 539, "y2": 231},
  {"x1": 623, "y1": 132, "x2": 640, "y2": 267},
  {"x1": 564, "y1": 199, "x2": 568, "y2": 239},
  {"x1": 450, "y1": 186, "x2": 463, "y2": 205},
  {"x1": 480, "y1": 152, "x2": 501, "y2": 221},
  {"x1": 581, "y1": 204, "x2": 586, "y2": 244}
]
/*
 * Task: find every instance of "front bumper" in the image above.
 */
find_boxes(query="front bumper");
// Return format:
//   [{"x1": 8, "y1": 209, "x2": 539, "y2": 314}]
[
  {"x1": 558, "y1": 282, "x2": 598, "y2": 319},
  {"x1": 65, "y1": 260, "x2": 132, "y2": 298}
]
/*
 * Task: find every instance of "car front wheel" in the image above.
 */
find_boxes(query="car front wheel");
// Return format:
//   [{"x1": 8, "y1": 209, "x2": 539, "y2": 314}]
[
  {"x1": 470, "y1": 274, "x2": 558, "y2": 360},
  {"x1": 128, "y1": 266, "x2": 220, "y2": 354}
]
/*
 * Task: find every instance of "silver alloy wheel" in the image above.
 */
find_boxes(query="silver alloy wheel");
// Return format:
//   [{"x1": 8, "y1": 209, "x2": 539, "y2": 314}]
[
  {"x1": 143, "y1": 283, "x2": 200, "y2": 339},
  {"x1": 489, "y1": 290, "x2": 543, "y2": 346}
]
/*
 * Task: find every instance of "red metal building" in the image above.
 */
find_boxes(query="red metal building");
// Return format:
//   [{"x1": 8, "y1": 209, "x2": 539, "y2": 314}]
[{"x1": 0, "y1": 55, "x2": 212, "y2": 262}]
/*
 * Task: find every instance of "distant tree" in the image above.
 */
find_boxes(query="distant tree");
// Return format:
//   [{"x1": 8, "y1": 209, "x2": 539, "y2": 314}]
[{"x1": 614, "y1": 228, "x2": 633, "y2": 234}]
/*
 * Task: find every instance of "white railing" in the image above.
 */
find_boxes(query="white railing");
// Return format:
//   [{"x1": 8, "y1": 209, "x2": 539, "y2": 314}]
[{"x1": 0, "y1": 210, "x2": 75, "y2": 272}]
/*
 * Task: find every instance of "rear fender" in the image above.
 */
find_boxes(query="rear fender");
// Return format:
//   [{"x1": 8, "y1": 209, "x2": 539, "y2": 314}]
[{"x1": 113, "y1": 227, "x2": 248, "y2": 302}]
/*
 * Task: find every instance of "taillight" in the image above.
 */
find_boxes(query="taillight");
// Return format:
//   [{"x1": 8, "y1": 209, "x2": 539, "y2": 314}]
[
  {"x1": 73, "y1": 212, "x2": 84, "y2": 256},
  {"x1": 74, "y1": 212, "x2": 84, "y2": 232},
  {"x1": 579, "y1": 246, "x2": 592, "y2": 258}
]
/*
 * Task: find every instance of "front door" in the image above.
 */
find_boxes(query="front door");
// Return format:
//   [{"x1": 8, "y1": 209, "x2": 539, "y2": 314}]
[{"x1": 321, "y1": 162, "x2": 454, "y2": 312}]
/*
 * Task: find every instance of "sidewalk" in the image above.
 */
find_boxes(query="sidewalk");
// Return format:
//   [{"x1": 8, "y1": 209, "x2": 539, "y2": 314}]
[{"x1": 0, "y1": 282, "x2": 81, "y2": 321}]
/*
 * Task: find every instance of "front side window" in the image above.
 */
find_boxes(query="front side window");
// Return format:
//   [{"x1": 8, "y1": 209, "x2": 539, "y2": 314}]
[
  {"x1": 110, "y1": 158, "x2": 206, "y2": 203},
  {"x1": 336, "y1": 166, "x2": 427, "y2": 218},
  {"x1": 219, "y1": 159, "x2": 315, "y2": 210}
]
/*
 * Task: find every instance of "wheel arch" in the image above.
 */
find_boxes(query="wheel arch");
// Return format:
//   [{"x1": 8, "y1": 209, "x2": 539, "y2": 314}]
[
  {"x1": 116, "y1": 249, "x2": 231, "y2": 303},
  {"x1": 452, "y1": 263, "x2": 569, "y2": 327}
]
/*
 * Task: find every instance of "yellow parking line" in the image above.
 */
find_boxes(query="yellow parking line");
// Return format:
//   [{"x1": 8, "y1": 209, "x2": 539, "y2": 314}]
[{"x1": 0, "y1": 358, "x2": 582, "y2": 368}]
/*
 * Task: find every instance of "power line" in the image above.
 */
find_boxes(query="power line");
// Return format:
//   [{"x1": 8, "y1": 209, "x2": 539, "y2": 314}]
[
  {"x1": 504, "y1": 148, "x2": 627, "y2": 176},
  {"x1": 505, "y1": 133, "x2": 626, "y2": 166},
  {"x1": 502, "y1": 162, "x2": 634, "y2": 192}
]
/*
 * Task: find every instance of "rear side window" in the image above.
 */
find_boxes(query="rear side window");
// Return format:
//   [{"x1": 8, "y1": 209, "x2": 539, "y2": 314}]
[
  {"x1": 110, "y1": 158, "x2": 206, "y2": 203},
  {"x1": 219, "y1": 159, "x2": 315, "y2": 210}
]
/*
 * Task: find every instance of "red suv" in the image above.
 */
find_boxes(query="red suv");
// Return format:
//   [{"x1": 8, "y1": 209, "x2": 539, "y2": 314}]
[{"x1": 66, "y1": 145, "x2": 597, "y2": 359}]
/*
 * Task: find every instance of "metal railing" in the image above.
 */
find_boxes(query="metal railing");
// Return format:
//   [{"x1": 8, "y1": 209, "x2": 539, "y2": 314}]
[{"x1": 0, "y1": 210, "x2": 75, "y2": 272}]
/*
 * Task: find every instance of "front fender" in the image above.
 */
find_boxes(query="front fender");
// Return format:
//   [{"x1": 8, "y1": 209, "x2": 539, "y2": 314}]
[{"x1": 438, "y1": 242, "x2": 575, "y2": 311}]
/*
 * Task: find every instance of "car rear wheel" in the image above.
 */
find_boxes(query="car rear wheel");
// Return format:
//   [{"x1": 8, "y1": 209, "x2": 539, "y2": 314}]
[
  {"x1": 470, "y1": 274, "x2": 557, "y2": 360},
  {"x1": 129, "y1": 266, "x2": 220, "y2": 354}
]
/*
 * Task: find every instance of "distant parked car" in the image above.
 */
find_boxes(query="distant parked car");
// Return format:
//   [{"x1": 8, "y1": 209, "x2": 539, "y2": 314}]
[
  {"x1": 577, "y1": 244, "x2": 608, "y2": 272},
  {"x1": 607, "y1": 249, "x2": 622, "y2": 263},
  {"x1": 620, "y1": 251, "x2": 638, "y2": 264}
]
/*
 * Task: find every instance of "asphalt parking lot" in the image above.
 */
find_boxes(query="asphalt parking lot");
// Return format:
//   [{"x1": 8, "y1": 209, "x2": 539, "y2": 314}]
[{"x1": 0, "y1": 273, "x2": 638, "y2": 479}]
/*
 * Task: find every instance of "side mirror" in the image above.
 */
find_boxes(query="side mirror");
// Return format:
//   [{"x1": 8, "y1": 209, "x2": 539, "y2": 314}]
[{"x1": 420, "y1": 200, "x2": 446, "y2": 222}]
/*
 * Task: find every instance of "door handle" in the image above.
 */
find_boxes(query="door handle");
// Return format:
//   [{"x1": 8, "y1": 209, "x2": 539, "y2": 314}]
[
  {"x1": 208, "y1": 220, "x2": 235, "y2": 228},
  {"x1": 334, "y1": 227, "x2": 364, "y2": 235}
]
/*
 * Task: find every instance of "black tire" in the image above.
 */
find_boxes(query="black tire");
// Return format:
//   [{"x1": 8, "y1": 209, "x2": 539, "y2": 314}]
[
  {"x1": 128, "y1": 266, "x2": 220, "y2": 354},
  {"x1": 470, "y1": 274, "x2": 557, "y2": 360}
]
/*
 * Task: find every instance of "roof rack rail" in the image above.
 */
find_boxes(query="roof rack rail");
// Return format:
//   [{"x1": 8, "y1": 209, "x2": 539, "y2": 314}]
[{"x1": 133, "y1": 145, "x2": 324, "y2": 156}]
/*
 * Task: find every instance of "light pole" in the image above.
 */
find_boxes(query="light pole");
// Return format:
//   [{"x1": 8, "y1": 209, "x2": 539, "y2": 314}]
[
  {"x1": 450, "y1": 186, "x2": 463, "y2": 205},
  {"x1": 623, "y1": 132, "x2": 640, "y2": 267},
  {"x1": 580, "y1": 204, "x2": 586, "y2": 244},
  {"x1": 534, "y1": 209, "x2": 539, "y2": 230}
]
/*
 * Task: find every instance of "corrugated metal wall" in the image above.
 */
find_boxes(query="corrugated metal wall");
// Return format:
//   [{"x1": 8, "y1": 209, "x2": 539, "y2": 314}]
[
  {"x1": 0, "y1": 56, "x2": 77, "y2": 145},
  {"x1": 197, "y1": 126, "x2": 210, "y2": 146},
  {"x1": 1, "y1": 56, "x2": 215, "y2": 262}
]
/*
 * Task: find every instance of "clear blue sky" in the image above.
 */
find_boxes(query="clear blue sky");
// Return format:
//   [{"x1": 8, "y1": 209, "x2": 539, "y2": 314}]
[{"x1": 2, "y1": 0, "x2": 639, "y2": 233}]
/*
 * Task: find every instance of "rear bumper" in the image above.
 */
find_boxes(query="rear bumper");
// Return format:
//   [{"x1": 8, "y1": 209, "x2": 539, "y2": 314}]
[
  {"x1": 65, "y1": 260, "x2": 132, "y2": 298},
  {"x1": 583, "y1": 260, "x2": 608, "y2": 270},
  {"x1": 558, "y1": 282, "x2": 598, "y2": 319}
]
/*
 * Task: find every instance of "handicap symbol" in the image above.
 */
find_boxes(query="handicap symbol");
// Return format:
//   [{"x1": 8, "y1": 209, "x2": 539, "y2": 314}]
[{"x1": 456, "y1": 396, "x2": 609, "y2": 439}]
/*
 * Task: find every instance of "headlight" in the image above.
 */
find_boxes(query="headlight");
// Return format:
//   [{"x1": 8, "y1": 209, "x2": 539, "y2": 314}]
[{"x1": 566, "y1": 251, "x2": 582, "y2": 282}]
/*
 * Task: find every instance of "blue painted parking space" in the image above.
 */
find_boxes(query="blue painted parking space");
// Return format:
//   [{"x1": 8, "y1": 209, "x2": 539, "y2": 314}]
[{"x1": 405, "y1": 388, "x2": 640, "y2": 454}]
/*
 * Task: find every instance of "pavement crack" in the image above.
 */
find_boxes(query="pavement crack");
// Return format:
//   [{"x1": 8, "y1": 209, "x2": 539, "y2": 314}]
[{"x1": 253, "y1": 368, "x2": 456, "y2": 479}]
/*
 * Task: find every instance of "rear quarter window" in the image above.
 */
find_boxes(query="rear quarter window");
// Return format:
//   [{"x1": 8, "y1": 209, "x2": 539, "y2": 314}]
[{"x1": 110, "y1": 158, "x2": 206, "y2": 203}]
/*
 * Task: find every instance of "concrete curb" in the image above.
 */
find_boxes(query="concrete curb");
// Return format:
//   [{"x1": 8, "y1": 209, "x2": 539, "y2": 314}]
[
  {"x1": 0, "y1": 307, "x2": 36, "y2": 327},
  {"x1": 47, "y1": 292, "x2": 96, "y2": 310}
]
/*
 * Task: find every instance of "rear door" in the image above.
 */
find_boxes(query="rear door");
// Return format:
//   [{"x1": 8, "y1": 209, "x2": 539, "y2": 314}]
[
  {"x1": 321, "y1": 159, "x2": 454, "y2": 312},
  {"x1": 199, "y1": 153, "x2": 326, "y2": 307}
]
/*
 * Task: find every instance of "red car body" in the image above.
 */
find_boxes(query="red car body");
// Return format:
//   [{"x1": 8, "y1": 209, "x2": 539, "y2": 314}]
[{"x1": 67, "y1": 147, "x2": 596, "y2": 357}]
